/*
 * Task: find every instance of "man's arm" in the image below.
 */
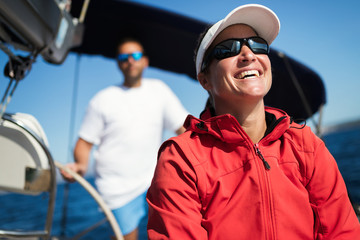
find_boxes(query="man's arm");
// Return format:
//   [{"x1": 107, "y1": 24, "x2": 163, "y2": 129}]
[{"x1": 60, "y1": 138, "x2": 93, "y2": 182}]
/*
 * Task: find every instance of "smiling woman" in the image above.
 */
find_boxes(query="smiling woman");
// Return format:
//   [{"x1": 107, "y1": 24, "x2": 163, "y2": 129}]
[{"x1": 146, "y1": 4, "x2": 360, "y2": 240}]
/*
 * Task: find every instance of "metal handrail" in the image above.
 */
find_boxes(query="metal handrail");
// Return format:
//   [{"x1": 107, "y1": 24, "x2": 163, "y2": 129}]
[
  {"x1": 0, "y1": 113, "x2": 56, "y2": 240},
  {"x1": 0, "y1": 230, "x2": 48, "y2": 238},
  {"x1": 55, "y1": 161, "x2": 124, "y2": 240}
]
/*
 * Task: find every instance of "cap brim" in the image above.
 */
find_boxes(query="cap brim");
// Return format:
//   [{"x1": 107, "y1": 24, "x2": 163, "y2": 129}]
[{"x1": 196, "y1": 4, "x2": 280, "y2": 74}]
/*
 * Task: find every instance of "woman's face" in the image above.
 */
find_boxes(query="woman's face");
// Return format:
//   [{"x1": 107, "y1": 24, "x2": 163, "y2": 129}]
[{"x1": 198, "y1": 24, "x2": 272, "y2": 109}]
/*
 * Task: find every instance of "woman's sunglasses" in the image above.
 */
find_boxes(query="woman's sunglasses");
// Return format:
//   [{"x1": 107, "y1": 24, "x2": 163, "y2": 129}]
[
  {"x1": 201, "y1": 37, "x2": 269, "y2": 72},
  {"x1": 117, "y1": 52, "x2": 143, "y2": 62}
]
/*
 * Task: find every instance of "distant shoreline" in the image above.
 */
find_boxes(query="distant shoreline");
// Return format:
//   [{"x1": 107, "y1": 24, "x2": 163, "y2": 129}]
[{"x1": 323, "y1": 119, "x2": 360, "y2": 135}]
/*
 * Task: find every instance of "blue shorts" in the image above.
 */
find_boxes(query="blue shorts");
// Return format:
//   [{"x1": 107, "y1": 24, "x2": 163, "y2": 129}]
[{"x1": 111, "y1": 191, "x2": 148, "y2": 236}]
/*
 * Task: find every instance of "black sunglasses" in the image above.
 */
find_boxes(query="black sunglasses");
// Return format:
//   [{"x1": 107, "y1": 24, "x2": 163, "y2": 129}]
[{"x1": 201, "y1": 37, "x2": 269, "y2": 72}]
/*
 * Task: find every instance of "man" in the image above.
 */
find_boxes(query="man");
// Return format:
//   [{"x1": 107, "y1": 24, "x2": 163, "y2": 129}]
[
  {"x1": 146, "y1": 4, "x2": 360, "y2": 239},
  {"x1": 61, "y1": 38, "x2": 188, "y2": 240}
]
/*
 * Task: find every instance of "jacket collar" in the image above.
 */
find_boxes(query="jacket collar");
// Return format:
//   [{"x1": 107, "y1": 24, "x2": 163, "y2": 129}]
[{"x1": 184, "y1": 107, "x2": 290, "y2": 144}]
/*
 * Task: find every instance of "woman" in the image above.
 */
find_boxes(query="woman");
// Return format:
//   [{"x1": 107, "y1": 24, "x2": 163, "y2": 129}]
[{"x1": 147, "y1": 4, "x2": 360, "y2": 240}]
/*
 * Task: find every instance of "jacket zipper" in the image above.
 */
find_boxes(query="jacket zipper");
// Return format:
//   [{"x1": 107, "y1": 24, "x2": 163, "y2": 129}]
[
  {"x1": 254, "y1": 143, "x2": 270, "y2": 170},
  {"x1": 254, "y1": 143, "x2": 275, "y2": 239}
]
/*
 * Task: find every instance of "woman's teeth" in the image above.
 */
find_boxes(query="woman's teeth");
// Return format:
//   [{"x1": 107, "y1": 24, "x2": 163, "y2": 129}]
[{"x1": 236, "y1": 70, "x2": 260, "y2": 79}]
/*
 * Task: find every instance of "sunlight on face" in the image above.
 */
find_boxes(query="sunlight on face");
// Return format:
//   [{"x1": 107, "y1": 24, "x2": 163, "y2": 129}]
[{"x1": 199, "y1": 24, "x2": 272, "y2": 110}]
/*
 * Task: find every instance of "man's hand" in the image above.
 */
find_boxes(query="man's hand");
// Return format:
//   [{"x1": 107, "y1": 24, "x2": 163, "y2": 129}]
[{"x1": 60, "y1": 162, "x2": 87, "y2": 182}]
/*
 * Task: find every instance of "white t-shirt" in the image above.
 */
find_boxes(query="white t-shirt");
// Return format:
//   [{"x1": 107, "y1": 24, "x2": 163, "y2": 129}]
[{"x1": 78, "y1": 79, "x2": 188, "y2": 209}]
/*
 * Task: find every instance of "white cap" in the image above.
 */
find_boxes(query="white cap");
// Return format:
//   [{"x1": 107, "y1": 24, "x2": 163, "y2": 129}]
[{"x1": 195, "y1": 4, "x2": 280, "y2": 74}]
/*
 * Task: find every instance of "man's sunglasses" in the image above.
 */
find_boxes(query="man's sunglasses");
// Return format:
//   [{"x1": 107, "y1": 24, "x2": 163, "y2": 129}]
[
  {"x1": 201, "y1": 37, "x2": 269, "y2": 72},
  {"x1": 117, "y1": 52, "x2": 143, "y2": 62}
]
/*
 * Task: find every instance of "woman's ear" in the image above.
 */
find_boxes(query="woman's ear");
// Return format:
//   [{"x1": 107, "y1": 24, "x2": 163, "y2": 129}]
[{"x1": 198, "y1": 72, "x2": 211, "y2": 91}]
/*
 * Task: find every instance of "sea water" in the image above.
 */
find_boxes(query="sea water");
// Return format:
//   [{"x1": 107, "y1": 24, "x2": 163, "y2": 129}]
[
  {"x1": 0, "y1": 178, "x2": 115, "y2": 239},
  {"x1": 322, "y1": 126, "x2": 360, "y2": 203},
  {"x1": 0, "y1": 126, "x2": 359, "y2": 239}
]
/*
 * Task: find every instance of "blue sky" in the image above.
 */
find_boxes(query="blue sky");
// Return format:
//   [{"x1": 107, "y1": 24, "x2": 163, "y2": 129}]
[{"x1": 1, "y1": 0, "x2": 359, "y2": 167}]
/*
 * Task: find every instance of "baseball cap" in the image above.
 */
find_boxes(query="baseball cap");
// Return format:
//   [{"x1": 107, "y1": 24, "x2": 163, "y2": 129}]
[{"x1": 195, "y1": 4, "x2": 280, "y2": 74}]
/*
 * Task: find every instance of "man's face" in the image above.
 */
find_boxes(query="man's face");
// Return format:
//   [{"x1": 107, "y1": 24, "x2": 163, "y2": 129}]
[
  {"x1": 198, "y1": 24, "x2": 272, "y2": 111},
  {"x1": 117, "y1": 41, "x2": 148, "y2": 84}
]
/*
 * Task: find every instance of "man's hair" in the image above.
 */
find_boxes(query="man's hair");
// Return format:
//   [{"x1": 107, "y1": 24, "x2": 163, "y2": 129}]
[{"x1": 115, "y1": 37, "x2": 146, "y2": 54}]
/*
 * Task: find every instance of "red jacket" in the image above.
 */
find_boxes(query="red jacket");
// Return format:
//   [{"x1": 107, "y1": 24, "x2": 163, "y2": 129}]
[{"x1": 147, "y1": 107, "x2": 360, "y2": 240}]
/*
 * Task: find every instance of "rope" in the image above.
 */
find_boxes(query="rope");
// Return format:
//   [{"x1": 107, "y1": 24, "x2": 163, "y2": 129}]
[
  {"x1": 0, "y1": 41, "x2": 36, "y2": 118},
  {"x1": 60, "y1": 53, "x2": 82, "y2": 237},
  {"x1": 0, "y1": 42, "x2": 18, "y2": 118},
  {"x1": 79, "y1": 0, "x2": 91, "y2": 23},
  {"x1": 0, "y1": 40, "x2": 23, "y2": 63},
  {"x1": 0, "y1": 80, "x2": 19, "y2": 119}
]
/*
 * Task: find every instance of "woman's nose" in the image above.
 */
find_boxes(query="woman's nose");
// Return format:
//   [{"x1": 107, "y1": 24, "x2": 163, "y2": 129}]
[{"x1": 237, "y1": 45, "x2": 256, "y2": 62}]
